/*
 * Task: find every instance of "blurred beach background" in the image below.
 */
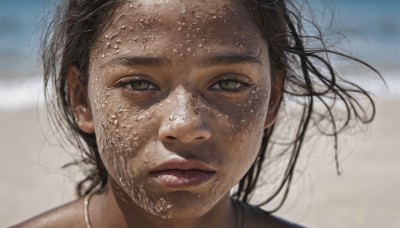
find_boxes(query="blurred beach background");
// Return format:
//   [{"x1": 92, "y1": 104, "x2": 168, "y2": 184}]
[{"x1": 0, "y1": 0, "x2": 399, "y2": 227}]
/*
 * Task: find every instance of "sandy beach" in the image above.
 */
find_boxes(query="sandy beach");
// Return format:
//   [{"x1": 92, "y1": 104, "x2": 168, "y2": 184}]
[
  {"x1": 274, "y1": 99, "x2": 400, "y2": 227},
  {"x1": 0, "y1": 99, "x2": 399, "y2": 227},
  {"x1": 1, "y1": 0, "x2": 399, "y2": 226}
]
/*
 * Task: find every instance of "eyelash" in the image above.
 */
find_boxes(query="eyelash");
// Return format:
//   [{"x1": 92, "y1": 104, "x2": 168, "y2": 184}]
[
  {"x1": 116, "y1": 77, "x2": 159, "y2": 92},
  {"x1": 116, "y1": 75, "x2": 251, "y2": 93},
  {"x1": 208, "y1": 77, "x2": 251, "y2": 93}
]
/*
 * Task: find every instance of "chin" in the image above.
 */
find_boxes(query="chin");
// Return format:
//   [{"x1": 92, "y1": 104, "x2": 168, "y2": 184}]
[
  {"x1": 136, "y1": 190, "x2": 223, "y2": 219},
  {"x1": 158, "y1": 191, "x2": 220, "y2": 219}
]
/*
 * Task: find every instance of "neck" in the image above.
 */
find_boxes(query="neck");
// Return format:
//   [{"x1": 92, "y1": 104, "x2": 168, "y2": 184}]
[{"x1": 91, "y1": 180, "x2": 237, "y2": 228}]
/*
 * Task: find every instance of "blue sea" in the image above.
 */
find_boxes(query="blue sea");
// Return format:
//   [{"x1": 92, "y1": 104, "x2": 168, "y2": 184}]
[{"x1": 0, "y1": 0, "x2": 399, "y2": 110}]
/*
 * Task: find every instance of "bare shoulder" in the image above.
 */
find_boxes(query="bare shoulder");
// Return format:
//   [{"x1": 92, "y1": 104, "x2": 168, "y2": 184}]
[
  {"x1": 11, "y1": 197, "x2": 86, "y2": 228},
  {"x1": 242, "y1": 203, "x2": 305, "y2": 228}
]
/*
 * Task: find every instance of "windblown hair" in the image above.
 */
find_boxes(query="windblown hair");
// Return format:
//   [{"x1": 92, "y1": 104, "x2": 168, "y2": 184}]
[{"x1": 42, "y1": 0, "x2": 379, "y2": 211}]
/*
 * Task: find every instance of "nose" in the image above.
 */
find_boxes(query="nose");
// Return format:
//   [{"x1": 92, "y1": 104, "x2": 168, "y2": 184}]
[{"x1": 159, "y1": 88, "x2": 211, "y2": 144}]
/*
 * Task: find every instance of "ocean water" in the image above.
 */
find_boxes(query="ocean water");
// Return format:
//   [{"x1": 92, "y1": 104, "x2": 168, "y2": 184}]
[
  {"x1": 0, "y1": 0, "x2": 399, "y2": 111},
  {"x1": 0, "y1": 0, "x2": 46, "y2": 72}
]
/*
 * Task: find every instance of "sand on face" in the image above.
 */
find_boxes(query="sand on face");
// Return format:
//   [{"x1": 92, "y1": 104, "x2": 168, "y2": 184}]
[{"x1": 1, "y1": 100, "x2": 399, "y2": 227}]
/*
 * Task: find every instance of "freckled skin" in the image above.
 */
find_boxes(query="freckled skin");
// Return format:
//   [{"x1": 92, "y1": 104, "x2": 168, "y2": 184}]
[{"x1": 16, "y1": 1, "x2": 289, "y2": 228}]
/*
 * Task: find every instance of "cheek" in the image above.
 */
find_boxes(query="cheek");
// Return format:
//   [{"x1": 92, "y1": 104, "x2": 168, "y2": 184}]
[
  {"x1": 90, "y1": 90, "x2": 174, "y2": 215},
  {"x1": 90, "y1": 87, "x2": 158, "y2": 181},
  {"x1": 211, "y1": 87, "x2": 270, "y2": 182},
  {"x1": 218, "y1": 86, "x2": 269, "y2": 143}
]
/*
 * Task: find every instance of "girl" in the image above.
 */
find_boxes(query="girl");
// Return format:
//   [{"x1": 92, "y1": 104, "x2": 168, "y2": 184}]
[{"x1": 16, "y1": 0, "x2": 378, "y2": 227}]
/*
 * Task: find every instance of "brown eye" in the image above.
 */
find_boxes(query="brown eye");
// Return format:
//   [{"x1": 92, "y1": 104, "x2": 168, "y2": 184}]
[{"x1": 126, "y1": 80, "x2": 157, "y2": 91}]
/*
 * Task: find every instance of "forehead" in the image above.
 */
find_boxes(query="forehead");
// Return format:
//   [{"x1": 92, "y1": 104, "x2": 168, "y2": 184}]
[
  {"x1": 92, "y1": 0, "x2": 267, "y2": 62},
  {"x1": 116, "y1": 0, "x2": 248, "y2": 24}
]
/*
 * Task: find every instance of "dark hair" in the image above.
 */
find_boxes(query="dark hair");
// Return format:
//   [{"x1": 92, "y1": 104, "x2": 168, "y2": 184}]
[{"x1": 42, "y1": 0, "x2": 380, "y2": 211}]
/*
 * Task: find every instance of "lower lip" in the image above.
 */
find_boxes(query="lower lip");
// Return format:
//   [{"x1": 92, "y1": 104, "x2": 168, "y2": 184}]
[{"x1": 150, "y1": 169, "x2": 215, "y2": 188}]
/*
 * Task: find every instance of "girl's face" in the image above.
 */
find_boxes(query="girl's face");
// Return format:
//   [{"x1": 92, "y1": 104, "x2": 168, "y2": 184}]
[{"x1": 83, "y1": 0, "x2": 277, "y2": 219}]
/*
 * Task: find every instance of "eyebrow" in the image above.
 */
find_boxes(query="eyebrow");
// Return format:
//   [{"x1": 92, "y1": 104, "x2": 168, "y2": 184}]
[
  {"x1": 202, "y1": 54, "x2": 263, "y2": 67},
  {"x1": 101, "y1": 56, "x2": 171, "y2": 68},
  {"x1": 100, "y1": 53, "x2": 262, "y2": 69}
]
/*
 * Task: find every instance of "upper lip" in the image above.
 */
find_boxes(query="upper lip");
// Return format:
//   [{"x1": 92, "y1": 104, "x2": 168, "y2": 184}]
[{"x1": 150, "y1": 157, "x2": 215, "y2": 173}]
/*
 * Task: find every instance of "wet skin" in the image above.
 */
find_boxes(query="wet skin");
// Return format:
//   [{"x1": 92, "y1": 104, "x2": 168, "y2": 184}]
[{"x1": 35, "y1": 0, "x2": 280, "y2": 227}]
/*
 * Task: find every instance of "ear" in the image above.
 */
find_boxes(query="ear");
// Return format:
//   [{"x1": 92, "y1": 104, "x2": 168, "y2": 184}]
[
  {"x1": 264, "y1": 70, "x2": 285, "y2": 129},
  {"x1": 67, "y1": 65, "x2": 94, "y2": 134}
]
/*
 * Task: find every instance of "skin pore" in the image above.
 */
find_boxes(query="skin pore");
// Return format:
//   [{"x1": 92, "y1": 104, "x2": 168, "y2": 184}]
[{"x1": 17, "y1": 0, "x2": 284, "y2": 227}]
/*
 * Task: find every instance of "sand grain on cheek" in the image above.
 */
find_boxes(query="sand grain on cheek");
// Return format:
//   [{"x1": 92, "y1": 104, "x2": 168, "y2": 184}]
[
  {"x1": 219, "y1": 86, "x2": 269, "y2": 177},
  {"x1": 88, "y1": 66, "x2": 173, "y2": 216},
  {"x1": 221, "y1": 87, "x2": 268, "y2": 136}
]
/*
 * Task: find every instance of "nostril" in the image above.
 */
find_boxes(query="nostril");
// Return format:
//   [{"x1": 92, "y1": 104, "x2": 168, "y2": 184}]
[
  {"x1": 194, "y1": 136, "x2": 205, "y2": 141},
  {"x1": 166, "y1": 136, "x2": 176, "y2": 141}
]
